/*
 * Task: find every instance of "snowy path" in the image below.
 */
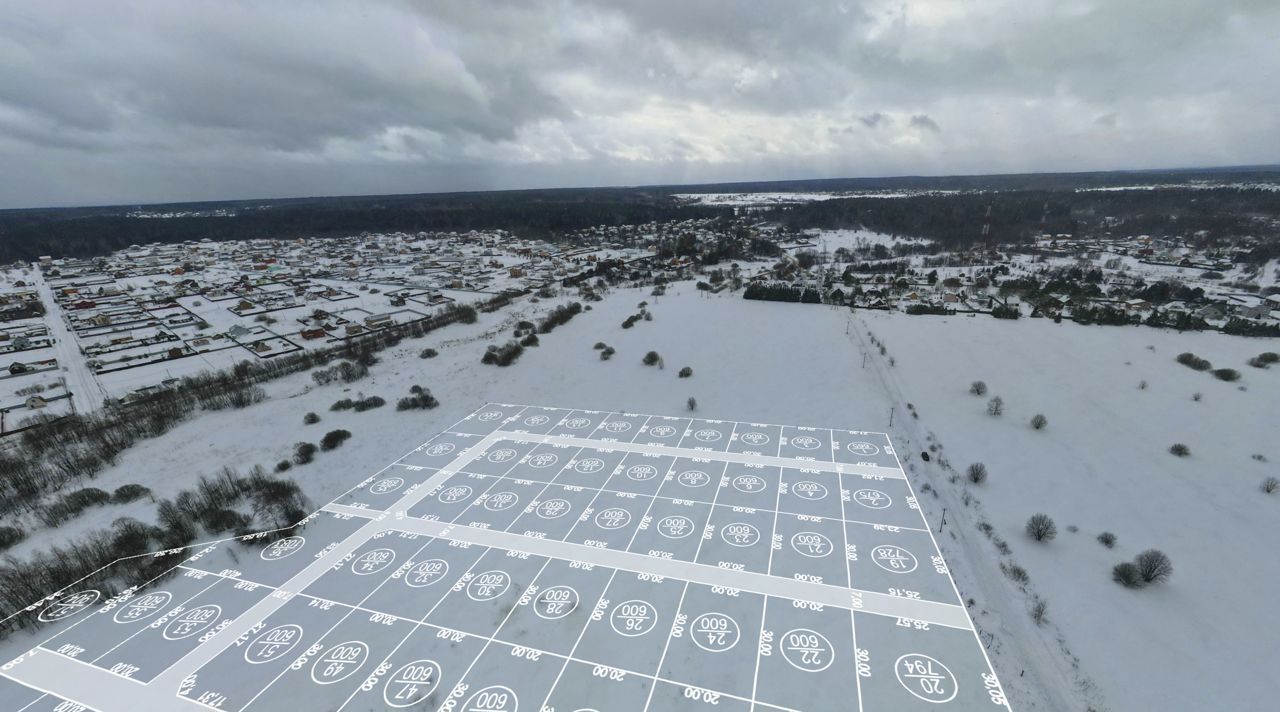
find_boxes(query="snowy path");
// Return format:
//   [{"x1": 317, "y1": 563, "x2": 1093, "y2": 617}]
[{"x1": 32, "y1": 271, "x2": 106, "y2": 413}]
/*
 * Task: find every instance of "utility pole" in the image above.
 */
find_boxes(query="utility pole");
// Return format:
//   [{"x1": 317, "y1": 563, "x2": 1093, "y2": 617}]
[
  {"x1": 938, "y1": 507, "x2": 947, "y2": 533},
  {"x1": 888, "y1": 406, "x2": 894, "y2": 427},
  {"x1": 861, "y1": 352, "x2": 867, "y2": 369}
]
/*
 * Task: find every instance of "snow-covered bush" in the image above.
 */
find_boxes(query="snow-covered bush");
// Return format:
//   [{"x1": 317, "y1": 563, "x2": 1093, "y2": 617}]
[
  {"x1": 1030, "y1": 598, "x2": 1048, "y2": 625},
  {"x1": 600, "y1": 346, "x2": 615, "y2": 361},
  {"x1": 419, "y1": 348, "x2": 438, "y2": 359},
  {"x1": 986, "y1": 396, "x2": 1004, "y2": 416},
  {"x1": 643, "y1": 351, "x2": 661, "y2": 366},
  {"x1": 1113, "y1": 561, "x2": 1143, "y2": 588},
  {"x1": 1026, "y1": 513, "x2": 1057, "y2": 542},
  {"x1": 687, "y1": 397, "x2": 697, "y2": 411},
  {"x1": 1212, "y1": 368, "x2": 1240, "y2": 382},
  {"x1": 293, "y1": 442, "x2": 318, "y2": 465},
  {"x1": 303, "y1": 412, "x2": 320, "y2": 425},
  {"x1": 967, "y1": 462, "x2": 988, "y2": 484},
  {"x1": 1097, "y1": 531, "x2": 1117, "y2": 548},
  {"x1": 679, "y1": 366, "x2": 693, "y2": 378},
  {"x1": 1169, "y1": 443, "x2": 1190, "y2": 457},
  {"x1": 1030, "y1": 414, "x2": 1048, "y2": 430},
  {"x1": 1175, "y1": 352, "x2": 1212, "y2": 371},
  {"x1": 1135, "y1": 549, "x2": 1173, "y2": 584},
  {"x1": 1263, "y1": 477, "x2": 1279, "y2": 494},
  {"x1": 320, "y1": 429, "x2": 352, "y2": 451},
  {"x1": 111, "y1": 484, "x2": 152, "y2": 504}
]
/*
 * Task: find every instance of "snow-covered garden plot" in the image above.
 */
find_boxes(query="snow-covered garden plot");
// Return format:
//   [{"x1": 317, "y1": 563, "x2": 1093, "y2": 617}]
[
  {"x1": 0, "y1": 403, "x2": 1008, "y2": 712},
  {"x1": 855, "y1": 310, "x2": 1279, "y2": 712}
]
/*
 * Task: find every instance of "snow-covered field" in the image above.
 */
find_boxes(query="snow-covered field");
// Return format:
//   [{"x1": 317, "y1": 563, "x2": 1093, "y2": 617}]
[
  {"x1": 857, "y1": 310, "x2": 1278, "y2": 712},
  {"x1": 2, "y1": 284, "x2": 1275, "y2": 711}
]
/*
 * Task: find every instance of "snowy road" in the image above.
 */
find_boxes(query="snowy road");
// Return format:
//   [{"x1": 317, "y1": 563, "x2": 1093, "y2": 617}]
[{"x1": 32, "y1": 270, "x2": 105, "y2": 412}]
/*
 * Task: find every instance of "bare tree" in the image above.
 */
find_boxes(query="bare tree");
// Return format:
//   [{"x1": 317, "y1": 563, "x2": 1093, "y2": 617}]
[
  {"x1": 967, "y1": 462, "x2": 988, "y2": 484},
  {"x1": 1135, "y1": 549, "x2": 1173, "y2": 584},
  {"x1": 1026, "y1": 513, "x2": 1057, "y2": 542},
  {"x1": 970, "y1": 381, "x2": 987, "y2": 396},
  {"x1": 987, "y1": 396, "x2": 1004, "y2": 416}
]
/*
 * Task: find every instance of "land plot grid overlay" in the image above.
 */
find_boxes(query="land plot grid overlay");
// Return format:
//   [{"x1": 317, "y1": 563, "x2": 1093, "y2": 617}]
[{"x1": 1, "y1": 403, "x2": 1010, "y2": 711}]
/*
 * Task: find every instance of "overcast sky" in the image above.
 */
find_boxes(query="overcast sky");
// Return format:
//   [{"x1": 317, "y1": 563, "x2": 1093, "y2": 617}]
[{"x1": 1, "y1": 0, "x2": 1277, "y2": 208}]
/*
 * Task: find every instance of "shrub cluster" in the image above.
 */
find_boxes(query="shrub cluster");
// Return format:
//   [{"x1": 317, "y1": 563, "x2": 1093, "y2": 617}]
[
  {"x1": 419, "y1": 348, "x2": 438, "y2": 359},
  {"x1": 538, "y1": 302, "x2": 583, "y2": 334},
  {"x1": 311, "y1": 359, "x2": 372, "y2": 386},
  {"x1": 110, "y1": 484, "x2": 152, "y2": 504},
  {"x1": 331, "y1": 395, "x2": 385, "y2": 412},
  {"x1": 1175, "y1": 352, "x2": 1212, "y2": 371},
  {"x1": 320, "y1": 429, "x2": 352, "y2": 451},
  {"x1": 397, "y1": 385, "x2": 440, "y2": 411},
  {"x1": 1025, "y1": 513, "x2": 1057, "y2": 542},
  {"x1": 482, "y1": 342, "x2": 524, "y2": 367},
  {"x1": 36, "y1": 488, "x2": 113, "y2": 527},
  {"x1": 1113, "y1": 549, "x2": 1173, "y2": 588}
]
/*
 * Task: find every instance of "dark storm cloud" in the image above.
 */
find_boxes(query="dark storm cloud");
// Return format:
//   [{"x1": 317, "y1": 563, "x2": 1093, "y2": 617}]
[
  {"x1": 909, "y1": 115, "x2": 941, "y2": 133},
  {"x1": 0, "y1": 0, "x2": 1277, "y2": 207}
]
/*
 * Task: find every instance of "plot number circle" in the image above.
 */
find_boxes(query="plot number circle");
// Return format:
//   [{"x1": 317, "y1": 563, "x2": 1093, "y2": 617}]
[
  {"x1": 245, "y1": 624, "x2": 303, "y2": 664},
  {"x1": 853, "y1": 489, "x2": 892, "y2": 509},
  {"x1": 524, "y1": 415, "x2": 550, "y2": 426},
  {"x1": 261, "y1": 536, "x2": 305, "y2": 561},
  {"x1": 740, "y1": 431, "x2": 770, "y2": 446},
  {"x1": 425, "y1": 443, "x2": 455, "y2": 456},
  {"x1": 536, "y1": 499, "x2": 571, "y2": 519},
  {"x1": 311, "y1": 641, "x2": 369, "y2": 684},
  {"x1": 39, "y1": 590, "x2": 100, "y2": 622},
  {"x1": 610, "y1": 600, "x2": 657, "y2": 637},
  {"x1": 529, "y1": 453, "x2": 559, "y2": 469},
  {"x1": 487, "y1": 449, "x2": 517, "y2": 463},
  {"x1": 352, "y1": 548, "x2": 396, "y2": 575},
  {"x1": 439, "y1": 485, "x2": 473, "y2": 503},
  {"x1": 780, "y1": 628, "x2": 834, "y2": 672},
  {"x1": 164, "y1": 604, "x2": 221, "y2": 640},
  {"x1": 791, "y1": 532, "x2": 833, "y2": 558},
  {"x1": 720, "y1": 522, "x2": 761, "y2": 547},
  {"x1": 649, "y1": 425, "x2": 676, "y2": 437},
  {"x1": 732, "y1": 475, "x2": 767, "y2": 493},
  {"x1": 113, "y1": 591, "x2": 171, "y2": 624},
  {"x1": 477, "y1": 411, "x2": 502, "y2": 422},
  {"x1": 678, "y1": 470, "x2": 710, "y2": 488},
  {"x1": 657, "y1": 515, "x2": 695, "y2": 539},
  {"x1": 383, "y1": 659, "x2": 442, "y2": 708},
  {"x1": 574, "y1": 458, "x2": 605, "y2": 474},
  {"x1": 895, "y1": 653, "x2": 958, "y2": 703},
  {"x1": 464, "y1": 685, "x2": 518, "y2": 712},
  {"x1": 791, "y1": 435, "x2": 820, "y2": 450},
  {"x1": 872, "y1": 545, "x2": 918, "y2": 573},
  {"x1": 405, "y1": 559, "x2": 449, "y2": 588},
  {"x1": 565, "y1": 417, "x2": 591, "y2": 429},
  {"x1": 694, "y1": 429, "x2": 722, "y2": 442},
  {"x1": 484, "y1": 491, "x2": 519, "y2": 511},
  {"x1": 690, "y1": 612, "x2": 740, "y2": 652},
  {"x1": 595, "y1": 507, "x2": 631, "y2": 530},
  {"x1": 468, "y1": 570, "x2": 511, "y2": 601},
  {"x1": 370, "y1": 477, "x2": 404, "y2": 494},
  {"x1": 626, "y1": 465, "x2": 658, "y2": 481},
  {"x1": 792, "y1": 481, "x2": 828, "y2": 500},
  {"x1": 847, "y1": 441, "x2": 880, "y2": 456},
  {"x1": 534, "y1": 586, "x2": 580, "y2": 620},
  {"x1": 603, "y1": 421, "x2": 632, "y2": 432}
]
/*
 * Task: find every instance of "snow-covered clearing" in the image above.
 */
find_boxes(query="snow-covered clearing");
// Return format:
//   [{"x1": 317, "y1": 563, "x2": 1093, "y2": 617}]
[
  {"x1": 858, "y1": 310, "x2": 1278, "y2": 712},
  {"x1": 3, "y1": 285, "x2": 1275, "y2": 711}
]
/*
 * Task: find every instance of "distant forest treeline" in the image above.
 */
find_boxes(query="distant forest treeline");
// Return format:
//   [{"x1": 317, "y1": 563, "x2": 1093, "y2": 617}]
[
  {"x1": 776, "y1": 188, "x2": 1280, "y2": 259},
  {"x1": 3, "y1": 167, "x2": 1279, "y2": 263}
]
